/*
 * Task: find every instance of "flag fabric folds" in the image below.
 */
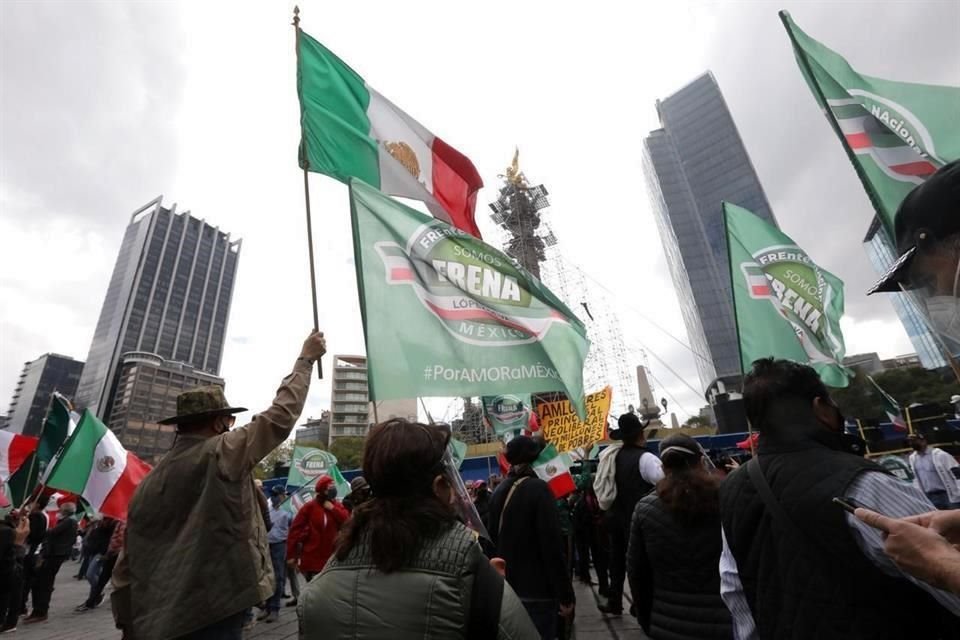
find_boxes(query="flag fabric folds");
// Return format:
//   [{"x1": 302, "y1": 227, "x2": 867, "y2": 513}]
[
  {"x1": 349, "y1": 179, "x2": 591, "y2": 418},
  {"x1": 867, "y1": 376, "x2": 908, "y2": 431},
  {"x1": 725, "y1": 202, "x2": 851, "y2": 387},
  {"x1": 780, "y1": 11, "x2": 960, "y2": 232},
  {"x1": 0, "y1": 432, "x2": 38, "y2": 482},
  {"x1": 286, "y1": 446, "x2": 350, "y2": 502},
  {"x1": 6, "y1": 392, "x2": 76, "y2": 505},
  {"x1": 533, "y1": 443, "x2": 576, "y2": 498},
  {"x1": 44, "y1": 410, "x2": 151, "y2": 521},
  {"x1": 296, "y1": 29, "x2": 484, "y2": 238}
]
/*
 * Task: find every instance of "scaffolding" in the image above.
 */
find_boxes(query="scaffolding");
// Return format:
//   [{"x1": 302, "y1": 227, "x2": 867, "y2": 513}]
[{"x1": 487, "y1": 150, "x2": 637, "y2": 417}]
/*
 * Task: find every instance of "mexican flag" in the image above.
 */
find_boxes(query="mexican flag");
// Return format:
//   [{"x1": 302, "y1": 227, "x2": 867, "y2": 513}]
[
  {"x1": 44, "y1": 410, "x2": 151, "y2": 521},
  {"x1": 533, "y1": 443, "x2": 575, "y2": 499},
  {"x1": 297, "y1": 28, "x2": 483, "y2": 238},
  {"x1": 780, "y1": 11, "x2": 960, "y2": 232},
  {"x1": 867, "y1": 375, "x2": 908, "y2": 431},
  {"x1": 7, "y1": 392, "x2": 76, "y2": 505},
  {"x1": 0, "y1": 431, "x2": 37, "y2": 481},
  {"x1": 349, "y1": 180, "x2": 591, "y2": 418},
  {"x1": 725, "y1": 202, "x2": 851, "y2": 387}
]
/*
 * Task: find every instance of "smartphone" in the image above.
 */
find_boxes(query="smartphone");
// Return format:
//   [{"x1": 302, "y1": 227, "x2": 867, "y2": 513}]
[{"x1": 832, "y1": 496, "x2": 863, "y2": 514}]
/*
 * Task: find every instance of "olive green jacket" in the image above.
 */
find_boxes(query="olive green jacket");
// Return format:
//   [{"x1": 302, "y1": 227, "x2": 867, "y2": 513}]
[
  {"x1": 300, "y1": 522, "x2": 539, "y2": 640},
  {"x1": 114, "y1": 358, "x2": 312, "y2": 640}
]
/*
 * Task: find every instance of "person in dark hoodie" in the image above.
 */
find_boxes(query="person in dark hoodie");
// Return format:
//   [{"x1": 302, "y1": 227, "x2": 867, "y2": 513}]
[
  {"x1": 488, "y1": 436, "x2": 575, "y2": 640},
  {"x1": 628, "y1": 433, "x2": 731, "y2": 639}
]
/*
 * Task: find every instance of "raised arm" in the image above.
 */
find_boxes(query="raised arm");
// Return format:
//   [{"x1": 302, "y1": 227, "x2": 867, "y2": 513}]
[{"x1": 217, "y1": 331, "x2": 326, "y2": 481}]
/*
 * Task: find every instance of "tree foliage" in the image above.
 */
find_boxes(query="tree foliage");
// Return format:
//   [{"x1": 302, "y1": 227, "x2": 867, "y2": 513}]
[
  {"x1": 831, "y1": 367, "x2": 960, "y2": 421},
  {"x1": 330, "y1": 436, "x2": 365, "y2": 471},
  {"x1": 255, "y1": 440, "x2": 295, "y2": 480},
  {"x1": 683, "y1": 415, "x2": 710, "y2": 428}
]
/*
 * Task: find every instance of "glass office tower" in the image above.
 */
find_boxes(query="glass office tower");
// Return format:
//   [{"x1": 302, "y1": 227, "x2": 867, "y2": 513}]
[{"x1": 642, "y1": 72, "x2": 779, "y2": 391}]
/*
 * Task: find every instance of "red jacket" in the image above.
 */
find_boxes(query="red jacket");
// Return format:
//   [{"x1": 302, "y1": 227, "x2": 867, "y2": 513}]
[{"x1": 287, "y1": 480, "x2": 349, "y2": 573}]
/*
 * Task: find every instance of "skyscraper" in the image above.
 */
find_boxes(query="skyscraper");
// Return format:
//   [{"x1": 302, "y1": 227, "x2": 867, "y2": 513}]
[
  {"x1": 75, "y1": 197, "x2": 241, "y2": 422},
  {"x1": 642, "y1": 72, "x2": 779, "y2": 391},
  {"x1": 863, "y1": 216, "x2": 946, "y2": 369},
  {"x1": 5, "y1": 353, "x2": 84, "y2": 435}
]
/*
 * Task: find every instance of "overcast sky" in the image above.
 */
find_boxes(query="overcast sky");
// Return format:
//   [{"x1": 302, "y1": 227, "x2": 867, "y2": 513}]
[{"x1": 2, "y1": 0, "x2": 958, "y2": 427}]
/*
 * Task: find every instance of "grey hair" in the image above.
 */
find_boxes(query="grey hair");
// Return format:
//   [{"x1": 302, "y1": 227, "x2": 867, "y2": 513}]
[{"x1": 59, "y1": 502, "x2": 77, "y2": 515}]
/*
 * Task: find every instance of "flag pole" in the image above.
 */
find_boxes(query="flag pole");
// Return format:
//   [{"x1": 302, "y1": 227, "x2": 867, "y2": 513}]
[
  {"x1": 419, "y1": 398, "x2": 435, "y2": 425},
  {"x1": 779, "y1": 11, "x2": 890, "y2": 233},
  {"x1": 293, "y1": 5, "x2": 323, "y2": 380},
  {"x1": 17, "y1": 391, "x2": 59, "y2": 509}
]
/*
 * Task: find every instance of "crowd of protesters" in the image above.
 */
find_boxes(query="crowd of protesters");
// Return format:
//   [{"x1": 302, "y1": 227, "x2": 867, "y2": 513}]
[{"x1": 3, "y1": 164, "x2": 960, "y2": 639}]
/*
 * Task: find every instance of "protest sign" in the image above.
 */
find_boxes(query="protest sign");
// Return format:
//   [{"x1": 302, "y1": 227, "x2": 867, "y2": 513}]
[{"x1": 536, "y1": 387, "x2": 612, "y2": 453}]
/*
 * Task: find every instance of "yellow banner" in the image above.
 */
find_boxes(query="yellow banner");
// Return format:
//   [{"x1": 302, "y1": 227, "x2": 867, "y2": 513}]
[{"x1": 537, "y1": 387, "x2": 612, "y2": 453}]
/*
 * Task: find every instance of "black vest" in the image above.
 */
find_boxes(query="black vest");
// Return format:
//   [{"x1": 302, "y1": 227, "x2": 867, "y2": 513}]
[
  {"x1": 720, "y1": 436, "x2": 958, "y2": 639},
  {"x1": 633, "y1": 495, "x2": 733, "y2": 640},
  {"x1": 613, "y1": 446, "x2": 654, "y2": 522}
]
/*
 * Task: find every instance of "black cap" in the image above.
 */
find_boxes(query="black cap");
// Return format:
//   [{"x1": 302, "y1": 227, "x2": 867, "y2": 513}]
[
  {"x1": 869, "y1": 160, "x2": 960, "y2": 294},
  {"x1": 505, "y1": 436, "x2": 543, "y2": 465},
  {"x1": 270, "y1": 485, "x2": 286, "y2": 496}
]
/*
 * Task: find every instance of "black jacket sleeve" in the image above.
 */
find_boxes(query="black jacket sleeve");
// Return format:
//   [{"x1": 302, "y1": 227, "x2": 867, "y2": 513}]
[
  {"x1": 627, "y1": 505, "x2": 653, "y2": 632},
  {"x1": 27, "y1": 512, "x2": 46, "y2": 548},
  {"x1": 43, "y1": 517, "x2": 77, "y2": 558},
  {"x1": 534, "y1": 482, "x2": 575, "y2": 606}
]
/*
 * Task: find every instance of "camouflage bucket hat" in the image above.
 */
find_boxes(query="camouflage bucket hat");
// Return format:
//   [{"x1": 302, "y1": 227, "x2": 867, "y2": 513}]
[{"x1": 158, "y1": 386, "x2": 247, "y2": 425}]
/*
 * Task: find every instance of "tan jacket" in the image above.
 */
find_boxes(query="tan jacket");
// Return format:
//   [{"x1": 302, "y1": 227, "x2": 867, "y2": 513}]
[{"x1": 113, "y1": 359, "x2": 312, "y2": 640}]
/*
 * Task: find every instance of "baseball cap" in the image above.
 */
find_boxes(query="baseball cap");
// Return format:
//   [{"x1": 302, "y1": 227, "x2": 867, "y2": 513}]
[{"x1": 868, "y1": 160, "x2": 960, "y2": 294}]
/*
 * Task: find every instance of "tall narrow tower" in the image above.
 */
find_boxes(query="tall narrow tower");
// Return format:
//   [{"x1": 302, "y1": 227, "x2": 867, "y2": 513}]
[{"x1": 488, "y1": 150, "x2": 551, "y2": 279}]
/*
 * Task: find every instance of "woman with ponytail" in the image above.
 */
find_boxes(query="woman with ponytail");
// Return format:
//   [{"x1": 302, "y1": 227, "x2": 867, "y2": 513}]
[
  {"x1": 626, "y1": 433, "x2": 732, "y2": 640},
  {"x1": 299, "y1": 419, "x2": 538, "y2": 640}
]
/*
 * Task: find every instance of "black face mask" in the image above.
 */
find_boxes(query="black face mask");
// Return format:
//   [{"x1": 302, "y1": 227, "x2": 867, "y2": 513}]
[{"x1": 325, "y1": 486, "x2": 338, "y2": 500}]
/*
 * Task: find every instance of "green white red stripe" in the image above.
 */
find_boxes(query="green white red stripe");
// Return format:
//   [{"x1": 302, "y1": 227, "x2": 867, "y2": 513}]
[
  {"x1": 828, "y1": 99, "x2": 938, "y2": 181},
  {"x1": 44, "y1": 410, "x2": 151, "y2": 521},
  {"x1": 0, "y1": 431, "x2": 37, "y2": 481},
  {"x1": 867, "y1": 375, "x2": 907, "y2": 432},
  {"x1": 533, "y1": 443, "x2": 576, "y2": 498},
  {"x1": 297, "y1": 29, "x2": 483, "y2": 237}
]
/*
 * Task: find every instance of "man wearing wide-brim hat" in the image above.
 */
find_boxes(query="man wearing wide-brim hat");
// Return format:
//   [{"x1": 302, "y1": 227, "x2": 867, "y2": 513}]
[
  {"x1": 112, "y1": 330, "x2": 326, "y2": 640},
  {"x1": 868, "y1": 160, "x2": 960, "y2": 356}
]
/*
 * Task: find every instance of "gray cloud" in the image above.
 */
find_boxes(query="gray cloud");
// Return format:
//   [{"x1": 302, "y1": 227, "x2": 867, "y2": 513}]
[
  {"x1": 696, "y1": 2, "x2": 960, "y2": 321},
  {"x1": 1, "y1": 1, "x2": 186, "y2": 231},
  {"x1": 1, "y1": 1, "x2": 187, "y2": 403}
]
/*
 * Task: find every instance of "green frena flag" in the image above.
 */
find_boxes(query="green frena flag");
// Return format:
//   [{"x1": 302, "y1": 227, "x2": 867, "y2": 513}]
[
  {"x1": 725, "y1": 202, "x2": 852, "y2": 387},
  {"x1": 780, "y1": 11, "x2": 960, "y2": 232},
  {"x1": 282, "y1": 448, "x2": 350, "y2": 515},
  {"x1": 287, "y1": 446, "x2": 347, "y2": 492},
  {"x1": 482, "y1": 393, "x2": 532, "y2": 436},
  {"x1": 349, "y1": 180, "x2": 591, "y2": 418},
  {"x1": 7, "y1": 393, "x2": 74, "y2": 505}
]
